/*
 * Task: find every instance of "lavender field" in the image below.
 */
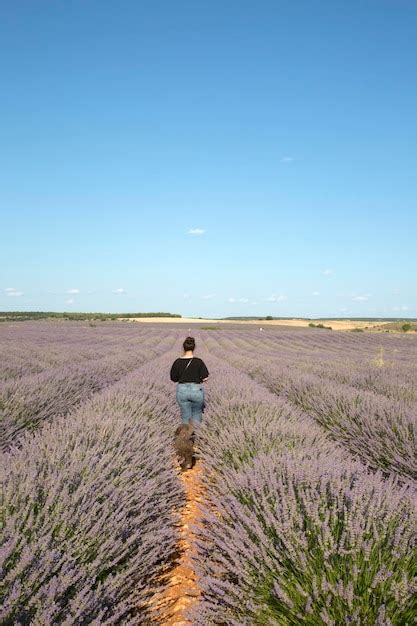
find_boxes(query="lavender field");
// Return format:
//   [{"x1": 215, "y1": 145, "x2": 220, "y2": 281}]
[{"x1": 1, "y1": 321, "x2": 416, "y2": 625}]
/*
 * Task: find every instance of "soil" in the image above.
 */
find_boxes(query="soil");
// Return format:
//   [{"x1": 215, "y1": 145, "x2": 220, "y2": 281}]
[{"x1": 153, "y1": 462, "x2": 204, "y2": 625}]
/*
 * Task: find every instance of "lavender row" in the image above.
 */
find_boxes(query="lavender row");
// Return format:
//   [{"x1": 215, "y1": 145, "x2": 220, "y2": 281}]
[
  {"x1": 202, "y1": 332, "x2": 417, "y2": 482},
  {"x1": 265, "y1": 367, "x2": 416, "y2": 482},
  {"x1": 1, "y1": 350, "x2": 185, "y2": 625},
  {"x1": 188, "y1": 350, "x2": 417, "y2": 625},
  {"x1": 0, "y1": 332, "x2": 176, "y2": 452},
  {"x1": 193, "y1": 349, "x2": 344, "y2": 474},
  {"x1": 203, "y1": 330, "x2": 417, "y2": 405},
  {"x1": 207, "y1": 327, "x2": 417, "y2": 362},
  {"x1": 192, "y1": 453, "x2": 416, "y2": 625},
  {"x1": 0, "y1": 322, "x2": 165, "y2": 382}
]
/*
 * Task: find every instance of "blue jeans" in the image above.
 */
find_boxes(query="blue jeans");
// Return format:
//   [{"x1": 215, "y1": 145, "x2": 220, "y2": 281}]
[{"x1": 176, "y1": 383, "x2": 205, "y2": 424}]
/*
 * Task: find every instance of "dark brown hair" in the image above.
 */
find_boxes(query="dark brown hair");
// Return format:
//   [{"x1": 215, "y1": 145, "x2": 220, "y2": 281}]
[{"x1": 183, "y1": 336, "x2": 195, "y2": 352}]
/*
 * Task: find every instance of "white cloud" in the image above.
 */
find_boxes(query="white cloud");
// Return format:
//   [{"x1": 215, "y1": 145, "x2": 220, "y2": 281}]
[
  {"x1": 312, "y1": 291, "x2": 320, "y2": 296},
  {"x1": 352, "y1": 293, "x2": 372, "y2": 302},
  {"x1": 113, "y1": 288, "x2": 126, "y2": 294},
  {"x1": 339, "y1": 307, "x2": 349, "y2": 313},
  {"x1": 322, "y1": 269, "x2": 333, "y2": 276},
  {"x1": 183, "y1": 293, "x2": 190, "y2": 299},
  {"x1": 266, "y1": 294, "x2": 288, "y2": 303},
  {"x1": 5, "y1": 288, "x2": 24, "y2": 297},
  {"x1": 66, "y1": 288, "x2": 80, "y2": 294},
  {"x1": 228, "y1": 297, "x2": 249, "y2": 303},
  {"x1": 188, "y1": 228, "x2": 205, "y2": 235},
  {"x1": 202, "y1": 294, "x2": 215, "y2": 299},
  {"x1": 280, "y1": 156, "x2": 294, "y2": 163},
  {"x1": 66, "y1": 298, "x2": 75, "y2": 304},
  {"x1": 392, "y1": 305, "x2": 410, "y2": 312}
]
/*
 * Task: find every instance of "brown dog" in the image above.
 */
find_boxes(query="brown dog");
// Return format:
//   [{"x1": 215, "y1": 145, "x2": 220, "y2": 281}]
[{"x1": 174, "y1": 423, "x2": 195, "y2": 471}]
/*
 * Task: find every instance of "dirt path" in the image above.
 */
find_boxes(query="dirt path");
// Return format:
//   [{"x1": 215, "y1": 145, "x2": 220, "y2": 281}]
[{"x1": 153, "y1": 462, "x2": 204, "y2": 625}]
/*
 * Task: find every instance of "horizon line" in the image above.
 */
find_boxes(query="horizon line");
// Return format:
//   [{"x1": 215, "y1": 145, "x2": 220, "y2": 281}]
[{"x1": 1, "y1": 311, "x2": 416, "y2": 322}]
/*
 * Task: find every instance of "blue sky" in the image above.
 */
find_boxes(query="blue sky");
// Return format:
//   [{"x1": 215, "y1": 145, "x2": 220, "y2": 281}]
[{"x1": 1, "y1": 0, "x2": 416, "y2": 318}]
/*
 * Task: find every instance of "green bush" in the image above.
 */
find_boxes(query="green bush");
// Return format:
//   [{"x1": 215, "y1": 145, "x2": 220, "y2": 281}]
[
  {"x1": 310, "y1": 323, "x2": 332, "y2": 330},
  {"x1": 402, "y1": 323, "x2": 411, "y2": 332}
]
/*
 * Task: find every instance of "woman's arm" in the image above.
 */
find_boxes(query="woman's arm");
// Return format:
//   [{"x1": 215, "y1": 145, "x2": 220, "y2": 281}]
[
  {"x1": 200, "y1": 360, "x2": 209, "y2": 382},
  {"x1": 170, "y1": 360, "x2": 179, "y2": 382}
]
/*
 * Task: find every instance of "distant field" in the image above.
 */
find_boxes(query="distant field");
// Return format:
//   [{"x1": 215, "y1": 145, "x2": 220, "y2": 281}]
[
  {"x1": 1, "y1": 321, "x2": 416, "y2": 624},
  {"x1": 119, "y1": 316, "x2": 416, "y2": 331},
  {"x1": 2, "y1": 312, "x2": 415, "y2": 333}
]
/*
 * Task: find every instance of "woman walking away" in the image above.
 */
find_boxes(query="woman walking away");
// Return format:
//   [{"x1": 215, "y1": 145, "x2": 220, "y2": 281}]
[{"x1": 170, "y1": 336, "x2": 209, "y2": 425}]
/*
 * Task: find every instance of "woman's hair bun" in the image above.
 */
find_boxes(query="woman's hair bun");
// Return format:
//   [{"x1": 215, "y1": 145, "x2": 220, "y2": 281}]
[{"x1": 183, "y1": 336, "x2": 196, "y2": 351}]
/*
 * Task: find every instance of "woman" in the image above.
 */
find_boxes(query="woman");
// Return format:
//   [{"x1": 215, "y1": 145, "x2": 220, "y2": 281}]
[{"x1": 170, "y1": 336, "x2": 209, "y2": 424}]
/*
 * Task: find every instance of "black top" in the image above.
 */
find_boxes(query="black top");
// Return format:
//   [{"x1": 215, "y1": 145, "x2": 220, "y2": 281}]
[{"x1": 170, "y1": 357, "x2": 209, "y2": 384}]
